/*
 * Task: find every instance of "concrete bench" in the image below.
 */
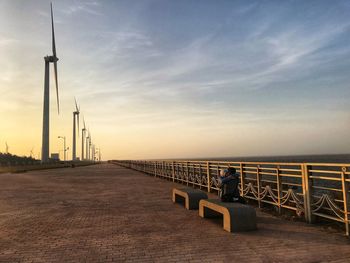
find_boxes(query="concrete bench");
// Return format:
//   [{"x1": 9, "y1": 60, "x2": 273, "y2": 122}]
[
  {"x1": 172, "y1": 187, "x2": 208, "y2": 210},
  {"x1": 199, "y1": 199, "x2": 257, "y2": 232}
]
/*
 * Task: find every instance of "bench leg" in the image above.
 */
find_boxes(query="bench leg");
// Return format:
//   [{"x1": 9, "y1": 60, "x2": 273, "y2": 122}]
[
  {"x1": 223, "y1": 211, "x2": 231, "y2": 232},
  {"x1": 200, "y1": 206, "x2": 231, "y2": 232}
]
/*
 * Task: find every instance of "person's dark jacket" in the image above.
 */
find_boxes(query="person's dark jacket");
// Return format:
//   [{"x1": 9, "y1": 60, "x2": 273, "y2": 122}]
[{"x1": 218, "y1": 175, "x2": 240, "y2": 198}]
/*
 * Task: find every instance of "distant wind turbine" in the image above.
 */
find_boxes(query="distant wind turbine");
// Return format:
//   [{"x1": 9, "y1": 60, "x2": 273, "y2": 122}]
[
  {"x1": 5, "y1": 142, "x2": 9, "y2": 154},
  {"x1": 41, "y1": 3, "x2": 60, "y2": 163},
  {"x1": 72, "y1": 98, "x2": 80, "y2": 161},
  {"x1": 92, "y1": 144, "x2": 95, "y2": 161},
  {"x1": 89, "y1": 133, "x2": 92, "y2": 160},
  {"x1": 97, "y1": 148, "x2": 101, "y2": 162},
  {"x1": 89, "y1": 134, "x2": 93, "y2": 160},
  {"x1": 30, "y1": 147, "x2": 34, "y2": 158},
  {"x1": 85, "y1": 130, "x2": 89, "y2": 161},
  {"x1": 81, "y1": 118, "x2": 86, "y2": 160}
]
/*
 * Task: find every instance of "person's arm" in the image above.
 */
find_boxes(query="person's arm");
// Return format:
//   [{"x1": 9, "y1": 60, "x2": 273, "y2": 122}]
[
  {"x1": 220, "y1": 175, "x2": 234, "y2": 184},
  {"x1": 217, "y1": 176, "x2": 224, "y2": 187}
]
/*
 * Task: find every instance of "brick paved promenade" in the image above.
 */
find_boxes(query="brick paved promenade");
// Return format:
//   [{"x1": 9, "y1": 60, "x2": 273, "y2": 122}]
[{"x1": 0, "y1": 164, "x2": 349, "y2": 263}]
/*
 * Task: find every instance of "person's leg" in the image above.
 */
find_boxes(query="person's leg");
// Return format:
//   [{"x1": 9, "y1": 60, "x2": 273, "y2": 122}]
[
  {"x1": 232, "y1": 194, "x2": 239, "y2": 202},
  {"x1": 224, "y1": 194, "x2": 236, "y2": 202},
  {"x1": 221, "y1": 195, "x2": 229, "y2": 202}
]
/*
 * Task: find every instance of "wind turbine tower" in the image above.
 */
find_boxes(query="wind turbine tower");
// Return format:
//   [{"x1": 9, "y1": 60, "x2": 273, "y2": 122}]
[
  {"x1": 89, "y1": 133, "x2": 92, "y2": 160},
  {"x1": 72, "y1": 98, "x2": 80, "y2": 161},
  {"x1": 81, "y1": 118, "x2": 86, "y2": 160},
  {"x1": 5, "y1": 142, "x2": 9, "y2": 154},
  {"x1": 41, "y1": 3, "x2": 60, "y2": 163},
  {"x1": 86, "y1": 130, "x2": 90, "y2": 161}
]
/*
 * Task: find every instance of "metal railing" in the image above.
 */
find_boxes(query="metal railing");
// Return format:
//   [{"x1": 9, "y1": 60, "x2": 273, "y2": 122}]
[{"x1": 112, "y1": 159, "x2": 350, "y2": 236}]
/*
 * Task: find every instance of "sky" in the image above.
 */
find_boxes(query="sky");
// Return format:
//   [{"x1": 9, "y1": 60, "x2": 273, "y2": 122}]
[{"x1": 0, "y1": 0, "x2": 350, "y2": 160}]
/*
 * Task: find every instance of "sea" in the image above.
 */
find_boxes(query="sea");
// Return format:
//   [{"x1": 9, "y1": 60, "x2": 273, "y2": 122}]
[{"x1": 176, "y1": 154, "x2": 350, "y2": 163}]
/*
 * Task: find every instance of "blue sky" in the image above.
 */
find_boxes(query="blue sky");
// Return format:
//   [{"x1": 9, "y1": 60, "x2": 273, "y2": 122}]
[{"x1": 0, "y1": 0, "x2": 350, "y2": 159}]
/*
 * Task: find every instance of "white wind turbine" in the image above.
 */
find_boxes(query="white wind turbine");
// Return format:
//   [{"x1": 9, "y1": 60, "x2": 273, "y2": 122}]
[
  {"x1": 85, "y1": 129, "x2": 90, "y2": 161},
  {"x1": 81, "y1": 118, "x2": 86, "y2": 160},
  {"x1": 5, "y1": 142, "x2": 9, "y2": 154},
  {"x1": 92, "y1": 144, "x2": 95, "y2": 161},
  {"x1": 89, "y1": 132, "x2": 92, "y2": 160},
  {"x1": 30, "y1": 147, "x2": 34, "y2": 158},
  {"x1": 72, "y1": 98, "x2": 80, "y2": 161},
  {"x1": 41, "y1": 3, "x2": 60, "y2": 163}
]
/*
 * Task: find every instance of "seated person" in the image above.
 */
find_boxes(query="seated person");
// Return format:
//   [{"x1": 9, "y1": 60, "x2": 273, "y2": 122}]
[{"x1": 217, "y1": 167, "x2": 245, "y2": 203}]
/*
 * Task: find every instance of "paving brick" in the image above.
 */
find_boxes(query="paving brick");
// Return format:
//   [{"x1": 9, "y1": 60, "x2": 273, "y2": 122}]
[{"x1": 0, "y1": 164, "x2": 349, "y2": 262}]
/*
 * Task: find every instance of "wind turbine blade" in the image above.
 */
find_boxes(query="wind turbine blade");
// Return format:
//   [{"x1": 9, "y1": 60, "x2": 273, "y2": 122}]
[
  {"x1": 51, "y1": 2, "x2": 56, "y2": 58},
  {"x1": 50, "y1": 3, "x2": 59, "y2": 114},
  {"x1": 54, "y1": 61, "x2": 59, "y2": 114},
  {"x1": 74, "y1": 97, "x2": 79, "y2": 112}
]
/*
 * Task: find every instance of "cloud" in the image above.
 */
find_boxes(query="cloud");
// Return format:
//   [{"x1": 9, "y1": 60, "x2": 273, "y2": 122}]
[
  {"x1": 3, "y1": 0, "x2": 350, "y2": 158},
  {"x1": 0, "y1": 37, "x2": 18, "y2": 46},
  {"x1": 63, "y1": 1, "x2": 102, "y2": 16}
]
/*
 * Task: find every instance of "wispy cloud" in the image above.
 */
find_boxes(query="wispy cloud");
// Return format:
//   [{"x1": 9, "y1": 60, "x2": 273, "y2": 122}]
[
  {"x1": 3, "y1": 0, "x2": 350, "y2": 158},
  {"x1": 63, "y1": 1, "x2": 102, "y2": 16},
  {"x1": 0, "y1": 37, "x2": 18, "y2": 46}
]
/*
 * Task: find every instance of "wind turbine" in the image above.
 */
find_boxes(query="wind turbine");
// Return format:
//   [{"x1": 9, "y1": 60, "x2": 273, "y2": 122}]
[
  {"x1": 92, "y1": 144, "x2": 95, "y2": 161},
  {"x1": 30, "y1": 147, "x2": 34, "y2": 158},
  {"x1": 81, "y1": 118, "x2": 86, "y2": 160},
  {"x1": 41, "y1": 3, "x2": 60, "y2": 163},
  {"x1": 72, "y1": 98, "x2": 80, "y2": 161},
  {"x1": 85, "y1": 129, "x2": 90, "y2": 161},
  {"x1": 5, "y1": 142, "x2": 9, "y2": 154},
  {"x1": 88, "y1": 130, "x2": 92, "y2": 161},
  {"x1": 97, "y1": 148, "x2": 101, "y2": 162}
]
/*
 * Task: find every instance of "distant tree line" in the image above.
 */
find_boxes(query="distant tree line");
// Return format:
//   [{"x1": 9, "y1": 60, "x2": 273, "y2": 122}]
[{"x1": 0, "y1": 153, "x2": 40, "y2": 166}]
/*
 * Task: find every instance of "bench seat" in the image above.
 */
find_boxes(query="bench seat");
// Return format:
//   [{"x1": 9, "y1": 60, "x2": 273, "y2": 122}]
[
  {"x1": 199, "y1": 199, "x2": 257, "y2": 232},
  {"x1": 172, "y1": 187, "x2": 208, "y2": 210}
]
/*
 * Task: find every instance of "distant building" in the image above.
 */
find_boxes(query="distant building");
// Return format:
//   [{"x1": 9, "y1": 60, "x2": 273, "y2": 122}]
[{"x1": 51, "y1": 153, "x2": 60, "y2": 160}]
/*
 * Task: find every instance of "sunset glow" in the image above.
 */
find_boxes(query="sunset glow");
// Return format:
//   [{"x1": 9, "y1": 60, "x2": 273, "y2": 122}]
[{"x1": 1, "y1": 0, "x2": 350, "y2": 160}]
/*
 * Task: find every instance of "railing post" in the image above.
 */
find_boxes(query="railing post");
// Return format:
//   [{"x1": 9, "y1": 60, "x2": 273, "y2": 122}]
[
  {"x1": 217, "y1": 165, "x2": 220, "y2": 181},
  {"x1": 198, "y1": 163, "x2": 202, "y2": 189},
  {"x1": 186, "y1": 162, "x2": 189, "y2": 186},
  {"x1": 181, "y1": 162, "x2": 185, "y2": 184},
  {"x1": 276, "y1": 166, "x2": 282, "y2": 214},
  {"x1": 257, "y1": 165, "x2": 261, "y2": 208},
  {"x1": 207, "y1": 161, "x2": 211, "y2": 193},
  {"x1": 303, "y1": 164, "x2": 313, "y2": 223},
  {"x1": 192, "y1": 164, "x2": 195, "y2": 187},
  {"x1": 154, "y1": 162, "x2": 157, "y2": 177},
  {"x1": 240, "y1": 163, "x2": 244, "y2": 197},
  {"x1": 172, "y1": 161, "x2": 175, "y2": 182},
  {"x1": 341, "y1": 167, "x2": 349, "y2": 236}
]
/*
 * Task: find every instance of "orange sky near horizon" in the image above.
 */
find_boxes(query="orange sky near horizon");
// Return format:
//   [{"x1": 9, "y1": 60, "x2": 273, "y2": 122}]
[{"x1": 1, "y1": 1, "x2": 350, "y2": 161}]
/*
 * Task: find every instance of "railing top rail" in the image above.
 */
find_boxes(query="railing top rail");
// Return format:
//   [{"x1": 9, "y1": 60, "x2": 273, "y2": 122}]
[
  {"x1": 131, "y1": 160, "x2": 306, "y2": 165},
  {"x1": 116, "y1": 160, "x2": 350, "y2": 167},
  {"x1": 304, "y1": 163, "x2": 350, "y2": 167}
]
